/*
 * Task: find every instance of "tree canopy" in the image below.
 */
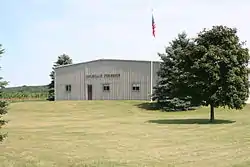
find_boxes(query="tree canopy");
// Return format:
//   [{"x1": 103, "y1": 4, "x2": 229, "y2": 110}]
[
  {"x1": 152, "y1": 32, "x2": 200, "y2": 111},
  {"x1": 153, "y1": 25, "x2": 250, "y2": 122},
  {"x1": 0, "y1": 44, "x2": 9, "y2": 141},
  {"x1": 47, "y1": 54, "x2": 73, "y2": 101}
]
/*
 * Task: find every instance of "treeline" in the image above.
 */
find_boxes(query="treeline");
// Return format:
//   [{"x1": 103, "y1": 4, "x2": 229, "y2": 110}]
[{"x1": 1, "y1": 85, "x2": 49, "y2": 101}]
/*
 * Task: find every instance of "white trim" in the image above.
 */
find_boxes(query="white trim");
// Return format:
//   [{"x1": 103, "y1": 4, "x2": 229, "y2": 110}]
[
  {"x1": 84, "y1": 67, "x2": 87, "y2": 100},
  {"x1": 80, "y1": 71, "x2": 82, "y2": 100}
]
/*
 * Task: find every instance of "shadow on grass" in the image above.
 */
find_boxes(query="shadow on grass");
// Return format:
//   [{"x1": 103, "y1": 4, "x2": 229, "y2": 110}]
[
  {"x1": 147, "y1": 119, "x2": 235, "y2": 125},
  {"x1": 135, "y1": 102, "x2": 198, "y2": 111},
  {"x1": 135, "y1": 102, "x2": 162, "y2": 111}
]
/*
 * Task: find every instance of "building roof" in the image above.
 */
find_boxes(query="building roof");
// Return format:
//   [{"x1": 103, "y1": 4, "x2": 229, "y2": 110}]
[{"x1": 54, "y1": 58, "x2": 162, "y2": 69}]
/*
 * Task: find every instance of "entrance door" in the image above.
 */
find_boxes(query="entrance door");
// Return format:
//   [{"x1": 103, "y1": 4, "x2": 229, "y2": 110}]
[{"x1": 87, "y1": 84, "x2": 92, "y2": 100}]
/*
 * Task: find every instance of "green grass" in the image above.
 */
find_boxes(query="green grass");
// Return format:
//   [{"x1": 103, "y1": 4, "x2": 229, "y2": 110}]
[{"x1": 1, "y1": 101, "x2": 250, "y2": 167}]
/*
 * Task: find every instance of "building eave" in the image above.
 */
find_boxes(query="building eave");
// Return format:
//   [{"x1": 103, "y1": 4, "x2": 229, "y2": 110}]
[{"x1": 54, "y1": 58, "x2": 162, "y2": 70}]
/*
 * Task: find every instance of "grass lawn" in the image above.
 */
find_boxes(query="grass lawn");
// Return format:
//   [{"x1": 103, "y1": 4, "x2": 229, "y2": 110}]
[{"x1": 1, "y1": 101, "x2": 250, "y2": 167}]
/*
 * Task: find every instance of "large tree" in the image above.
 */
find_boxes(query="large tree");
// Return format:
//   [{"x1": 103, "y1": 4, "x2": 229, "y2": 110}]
[
  {"x1": 154, "y1": 25, "x2": 250, "y2": 122},
  {"x1": 189, "y1": 26, "x2": 249, "y2": 122},
  {"x1": 0, "y1": 44, "x2": 9, "y2": 141},
  {"x1": 152, "y1": 32, "x2": 201, "y2": 111},
  {"x1": 47, "y1": 54, "x2": 73, "y2": 101}
]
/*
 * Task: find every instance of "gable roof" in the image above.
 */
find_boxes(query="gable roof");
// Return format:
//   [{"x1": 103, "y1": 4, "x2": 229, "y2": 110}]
[{"x1": 54, "y1": 58, "x2": 162, "y2": 69}]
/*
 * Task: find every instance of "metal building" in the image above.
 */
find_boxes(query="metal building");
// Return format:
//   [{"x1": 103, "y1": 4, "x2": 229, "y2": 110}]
[{"x1": 54, "y1": 59, "x2": 161, "y2": 100}]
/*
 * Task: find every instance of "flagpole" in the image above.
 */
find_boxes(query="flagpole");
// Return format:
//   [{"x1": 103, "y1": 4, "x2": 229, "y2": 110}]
[
  {"x1": 150, "y1": 8, "x2": 155, "y2": 102},
  {"x1": 150, "y1": 59, "x2": 153, "y2": 102}
]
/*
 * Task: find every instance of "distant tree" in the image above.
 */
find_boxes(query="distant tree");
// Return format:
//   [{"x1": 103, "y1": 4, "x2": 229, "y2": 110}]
[
  {"x1": 152, "y1": 32, "x2": 201, "y2": 111},
  {"x1": 0, "y1": 44, "x2": 9, "y2": 141},
  {"x1": 153, "y1": 25, "x2": 250, "y2": 122},
  {"x1": 47, "y1": 54, "x2": 73, "y2": 101},
  {"x1": 189, "y1": 26, "x2": 250, "y2": 122}
]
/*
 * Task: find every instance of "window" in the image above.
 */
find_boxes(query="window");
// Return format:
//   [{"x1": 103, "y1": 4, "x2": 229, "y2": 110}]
[
  {"x1": 103, "y1": 84, "x2": 110, "y2": 92},
  {"x1": 132, "y1": 83, "x2": 140, "y2": 91},
  {"x1": 65, "y1": 84, "x2": 71, "y2": 92}
]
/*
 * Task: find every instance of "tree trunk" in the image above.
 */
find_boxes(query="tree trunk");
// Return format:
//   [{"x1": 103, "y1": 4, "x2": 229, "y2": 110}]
[{"x1": 210, "y1": 104, "x2": 215, "y2": 122}]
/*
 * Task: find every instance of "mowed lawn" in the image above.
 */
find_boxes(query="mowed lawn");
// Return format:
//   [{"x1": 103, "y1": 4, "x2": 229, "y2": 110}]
[{"x1": 1, "y1": 101, "x2": 250, "y2": 167}]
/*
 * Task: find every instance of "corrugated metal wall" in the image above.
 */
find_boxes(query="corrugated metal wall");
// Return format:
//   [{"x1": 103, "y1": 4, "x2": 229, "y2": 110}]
[{"x1": 55, "y1": 60, "x2": 161, "y2": 100}]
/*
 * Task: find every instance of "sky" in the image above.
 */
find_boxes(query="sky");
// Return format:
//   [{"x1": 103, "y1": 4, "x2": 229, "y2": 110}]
[{"x1": 0, "y1": 0, "x2": 249, "y2": 87}]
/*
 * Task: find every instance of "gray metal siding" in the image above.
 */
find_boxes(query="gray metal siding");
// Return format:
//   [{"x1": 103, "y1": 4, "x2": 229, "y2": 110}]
[
  {"x1": 153, "y1": 61, "x2": 161, "y2": 88},
  {"x1": 55, "y1": 59, "x2": 160, "y2": 100},
  {"x1": 84, "y1": 60, "x2": 151, "y2": 100},
  {"x1": 55, "y1": 69, "x2": 82, "y2": 100}
]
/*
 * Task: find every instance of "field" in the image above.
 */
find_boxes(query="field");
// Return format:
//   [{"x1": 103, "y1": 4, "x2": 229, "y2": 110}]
[
  {"x1": 1, "y1": 85, "x2": 49, "y2": 102},
  {"x1": 1, "y1": 101, "x2": 250, "y2": 167}
]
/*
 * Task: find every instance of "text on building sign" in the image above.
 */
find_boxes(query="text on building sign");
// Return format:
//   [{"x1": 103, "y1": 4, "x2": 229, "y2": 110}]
[{"x1": 86, "y1": 73, "x2": 120, "y2": 78}]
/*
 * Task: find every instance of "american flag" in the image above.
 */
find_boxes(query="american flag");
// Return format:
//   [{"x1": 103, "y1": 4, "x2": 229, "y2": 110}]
[{"x1": 152, "y1": 13, "x2": 156, "y2": 37}]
